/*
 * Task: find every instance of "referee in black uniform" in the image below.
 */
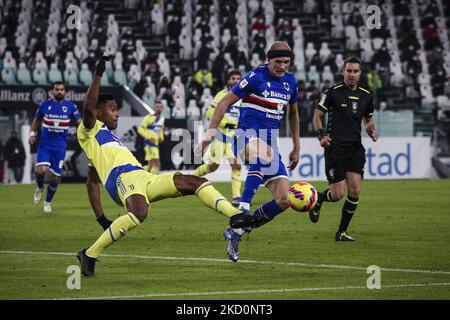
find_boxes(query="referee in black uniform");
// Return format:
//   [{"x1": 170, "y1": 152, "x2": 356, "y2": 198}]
[{"x1": 309, "y1": 56, "x2": 378, "y2": 241}]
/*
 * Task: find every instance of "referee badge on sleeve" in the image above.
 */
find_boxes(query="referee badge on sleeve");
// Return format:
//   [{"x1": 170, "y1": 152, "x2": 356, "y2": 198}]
[{"x1": 351, "y1": 101, "x2": 358, "y2": 114}]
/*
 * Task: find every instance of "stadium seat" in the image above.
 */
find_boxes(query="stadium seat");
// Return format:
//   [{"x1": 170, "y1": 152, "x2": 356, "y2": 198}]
[
  {"x1": 322, "y1": 66, "x2": 335, "y2": 83},
  {"x1": 17, "y1": 62, "x2": 33, "y2": 85},
  {"x1": 128, "y1": 64, "x2": 141, "y2": 83},
  {"x1": 420, "y1": 85, "x2": 435, "y2": 109},
  {"x1": 32, "y1": 68, "x2": 48, "y2": 85},
  {"x1": 113, "y1": 66, "x2": 127, "y2": 85},
  {"x1": 389, "y1": 62, "x2": 404, "y2": 87},
  {"x1": 305, "y1": 42, "x2": 317, "y2": 64},
  {"x1": 161, "y1": 99, "x2": 171, "y2": 119},
  {"x1": 1, "y1": 68, "x2": 17, "y2": 84},
  {"x1": 172, "y1": 76, "x2": 186, "y2": 98},
  {"x1": 186, "y1": 100, "x2": 200, "y2": 120},
  {"x1": 200, "y1": 88, "x2": 213, "y2": 113},
  {"x1": 0, "y1": 37, "x2": 7, "y2": 57},
  {"x1": 372, "y1": 38, "x2": 384, "y2": 51},
  {"x1": 172, "y1": 104, "x2": 186, "y2": 119},
  {"x1": 151, "y1": 4, "x2": 165, "y2": 35},
  {"x1": 307, "y1": 66, "x2": 321, "y2": 84},
  {"x1": 330, "y1": 2, "x2": 341, "y2": 14},
  {"x1": 250, "y1": 53, "x2": 262, "y2": 68},
  {"x1": 135, "y1": 40, "x2": 146, "y2": 62},
  {"x1": 3, "y1": 51, "x2": 17, "y2": 72},
  {"x1": 359, "y1": 39, "x2": 374, "y2": 63},
  {"x1": 344, "y1": 26, "x2": 359, "y2": 50},
  {"x1": 358, "y1": 26, "x2": 370, "y2": 39},
  {"x1": 35, "y1": 52, "x2": 48, "y2": 71},
  {"x1": 64, "y1": 69, "x2": 80, "y2": 85},
  {"x1": 342, "y1": 1, "x2": 355, "y2": 14},
  {"x1": 319, "y1": 42, "x2": 331, "y2": 63},
  {"x1": 48, "y1": 63, "x2": 63, "y2": 83},
  {"x1": 65, "y1": 52, "x2": 79, "y2": 72},
  {"x1": 417, "y1": 73, "x2": 431, "y2": 86},
  {"x1": 79, "y1": 64, "x2": 93, "y2": 86},
  {"x1": 142, "y1": 88, "x2": 156, "y2": 107}
]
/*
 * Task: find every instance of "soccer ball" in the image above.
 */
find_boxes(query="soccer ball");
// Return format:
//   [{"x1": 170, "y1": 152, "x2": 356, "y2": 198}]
[{"x1": 288, "y1": 182, "x2": 318, "y2": 212}]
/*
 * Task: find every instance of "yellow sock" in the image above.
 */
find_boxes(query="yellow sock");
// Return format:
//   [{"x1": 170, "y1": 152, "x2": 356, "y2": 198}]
[
  {"x1": 150, "y1": 166, "x2": 159, "y2": 175},
  {"x1": 193, "y1": 164, "x2": 211, "y2": 176},
  {"x1": 86, "y1": 212, "x2": 141, "y2": 258},
  {"x1": 231, "y1": 169, "x2": 242, "y2": 198},
  {"x1": 195, "y1": 182, "x2": 240, "y2": 218}
]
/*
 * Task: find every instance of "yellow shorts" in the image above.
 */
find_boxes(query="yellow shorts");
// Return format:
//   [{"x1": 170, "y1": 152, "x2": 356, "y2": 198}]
[
  {"x1": 117, "y1": 170, "x2": 182, "y2": 206},
  {"x1": 206, "y1": 140, "x2": 236, "y2": 164},
  {"x1": 144, "y1": 145, "x2": 160, "y2": 161}
]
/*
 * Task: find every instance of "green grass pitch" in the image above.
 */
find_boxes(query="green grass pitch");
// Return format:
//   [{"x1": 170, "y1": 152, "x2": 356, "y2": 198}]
[{"x1": 1, "y1": 179, "x2": 450, "y2": 300}]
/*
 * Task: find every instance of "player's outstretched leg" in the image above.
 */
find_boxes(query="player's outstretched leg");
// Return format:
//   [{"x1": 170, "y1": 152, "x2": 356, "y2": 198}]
[
  {"x1": 173, "y1": 175, "x2": 264, "y2": 262},
  {"x1": 78, "y1": 195, "x2": 147, "y2": 276}
]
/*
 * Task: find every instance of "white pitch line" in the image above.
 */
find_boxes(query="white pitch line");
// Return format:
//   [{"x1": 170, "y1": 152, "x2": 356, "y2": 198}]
[
  {"x1": 52, "y1": 282, "x2": 450, "y2": 300},
  {"x1": 1, "y1": 250, "x2": 450, "y2": 276}
]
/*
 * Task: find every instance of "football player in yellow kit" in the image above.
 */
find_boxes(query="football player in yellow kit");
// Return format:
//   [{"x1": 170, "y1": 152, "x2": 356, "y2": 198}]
[
  {"x1": 193, "y1": 70, "x2": 243, "y2": 207},
  {"x1": 76, "y1": 56, "x2": 262, "y2": 276},
  {"x1": 138, "y1": 100, "x2": 165, "y2": 174}
]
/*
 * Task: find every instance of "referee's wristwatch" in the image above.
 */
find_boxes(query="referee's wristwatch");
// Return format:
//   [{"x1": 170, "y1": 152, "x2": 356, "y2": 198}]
[{"x1": 316, "y1": 128, "x2": 326, "y2": 141}]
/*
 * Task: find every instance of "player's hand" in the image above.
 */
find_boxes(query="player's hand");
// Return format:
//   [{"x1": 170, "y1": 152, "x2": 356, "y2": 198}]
[
  {"x1": 367, "y1": 129, "x2": 379, "y2": 142},
  {"x1": 28, "y1": 136, "x2": 36, "y2": 145},
  {"x1": 95, "y1": 53, "x2": 111, "y2": 77},
  {"x1": 319, "y1": 136, "x2": 332, "y2": 148},
  {"x1": 194, "y1": 139, "x2": 212, "y2": 157},
  {"x1": 194, "y1": 129, "x2": 216, "y2": 156},
  {"x1": 287, "y1": 148, "x2": 300, "y2": 171}
]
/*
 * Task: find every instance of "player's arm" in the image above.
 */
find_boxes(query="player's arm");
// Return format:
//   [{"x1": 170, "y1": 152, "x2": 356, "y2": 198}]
[
  {"x1": 28, "y1": 117, "x2": 41, "y2": 145},
  {"x1": 86, "y1": 166, "x2": 112, "y2": 230},
  {"x1": 363, "y1": 94, "x2": 378, "y2": 142},
  {"x1": 287, "y1": 102, "x2": 300, "y2": 170},
  {"x1": 363, "y1": 117, "x2": 378, "y2": 142},
  {"x1": 196, "y1": 92, "x2": 240, "y2": 155},
  {"x1": 137, "y1": 116, "x2": 158, "y2": 143},
  {"x1": 83, "y1": 55, "x2": 110, "y2": 129},
  {"x1": 159, "y1": 124, "x2": 164, "y2": 143},
  {"x1": 314, "y1": 90, "x2": 333, "y2": 148}
]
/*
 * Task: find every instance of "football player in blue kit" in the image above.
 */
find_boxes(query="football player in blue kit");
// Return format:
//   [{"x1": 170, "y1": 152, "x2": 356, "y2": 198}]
[
  {"x1": 197, "y1": 41, "x2": 301, "y2": 261},
  {"x1": 29, "y1": 82, "x2": 81, "y2": 213}
]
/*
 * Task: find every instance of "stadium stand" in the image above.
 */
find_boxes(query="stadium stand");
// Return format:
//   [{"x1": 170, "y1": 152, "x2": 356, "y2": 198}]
[{"x1": 0, "y1": 0, "x2": 449, "y2": 140}]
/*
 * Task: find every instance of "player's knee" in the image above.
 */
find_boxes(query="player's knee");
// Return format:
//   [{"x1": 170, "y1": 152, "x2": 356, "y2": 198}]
[
  {"x1": 209, "y1": 163, "x2": 219, "y2": 172},
  {"x1": 332, "y1": 190, "x2": 345, "y2": 201},
  {"x1": 347, "y1": 187, "x2": 360, "y2": 198},
  {"x1": 36, "y1": 166, "x2": 47, "y2": 176},
  {"x1": 275, "y1": 195, "x2": 290, "y2": 210},
  {"x1": 132, "y1": 209, "x2": 147, "y2": 223},
  {"x1": 174, "y1": 175, "x2": 208, "y2": 195}
]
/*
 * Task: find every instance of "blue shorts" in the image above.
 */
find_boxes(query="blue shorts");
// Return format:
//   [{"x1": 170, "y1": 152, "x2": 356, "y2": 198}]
[
  {"x1": 36, "y1": 144, "x2": 67, "y2": 176},
  {"x1": 232, "y1": 128, "x2": 288, "y2": 186}
]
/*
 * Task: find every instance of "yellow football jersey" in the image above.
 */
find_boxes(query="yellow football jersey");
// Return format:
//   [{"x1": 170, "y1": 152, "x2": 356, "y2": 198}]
[
  {"x1": 77, "y1": 120, "x2": 143, "y2": 204},
  {"x1": 207, "y1": 89, "x2": 240, "y2": 141},
  {"x1": 137, "y1": 114, "x2": 165, "y2": 146}
]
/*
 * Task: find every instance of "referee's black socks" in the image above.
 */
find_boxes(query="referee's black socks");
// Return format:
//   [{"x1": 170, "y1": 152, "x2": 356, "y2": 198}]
[
  {"x1": 338, "y1": 196, "x2": 359, "y2": 233},
  {"x1": 318, "y1": 189, "x2": 337, "y2": 204}
]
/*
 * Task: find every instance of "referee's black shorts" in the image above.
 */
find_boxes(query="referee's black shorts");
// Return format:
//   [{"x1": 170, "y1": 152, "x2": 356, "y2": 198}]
[{"x1": 324, "y1": 142, "x2": 366, "y2": 184}]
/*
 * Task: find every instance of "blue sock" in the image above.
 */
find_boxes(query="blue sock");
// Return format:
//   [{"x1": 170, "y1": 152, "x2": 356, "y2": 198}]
[
  {"x1": 35, "y1": 173, "x2": 44, "y2": 189},
  {"x1": 253, "y1": 199, "x2": 285, "y2": 220},
  {"x1": 241, "y1": 164, "x2": 264, "y2": 207},
  {"x1": 45, "y1": 179, "x2": 59, "y2": 202}
]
